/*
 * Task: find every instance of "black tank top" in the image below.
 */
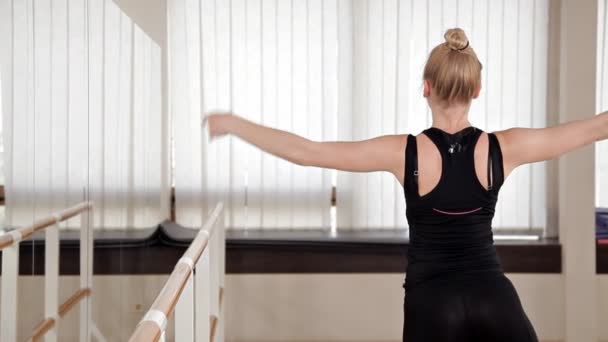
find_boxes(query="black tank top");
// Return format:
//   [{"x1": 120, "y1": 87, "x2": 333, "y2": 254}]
[{"x1": 403, "y1": 126, "x2": 505, "y2": 292}]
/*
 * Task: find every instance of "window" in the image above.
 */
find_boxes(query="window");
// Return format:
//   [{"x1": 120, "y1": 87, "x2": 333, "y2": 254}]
[
  {"x1": 1, "y1": 0, "x2": 552, "y2": 237},
  {"x1": 169, "y1": 0, "x2": 550, "y2": 236}
]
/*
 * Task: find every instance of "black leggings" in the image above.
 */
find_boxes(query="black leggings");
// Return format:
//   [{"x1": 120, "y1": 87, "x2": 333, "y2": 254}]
[{"x1": 403, "y1": 273, "x2": 538, "y2": 342}]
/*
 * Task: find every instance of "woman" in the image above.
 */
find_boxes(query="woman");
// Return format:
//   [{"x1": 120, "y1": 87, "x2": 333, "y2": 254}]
[{"x1": 203, "y1": 28, "x2": 608, "y2": 341}]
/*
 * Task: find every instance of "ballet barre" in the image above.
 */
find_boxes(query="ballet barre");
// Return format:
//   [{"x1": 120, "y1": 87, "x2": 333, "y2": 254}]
[
  {"x1": 0, "y1": 201, "x2": 100, "y2": 342},
  {"x1": 129, "y1": 202, "x2": 225, "y2": 342}
]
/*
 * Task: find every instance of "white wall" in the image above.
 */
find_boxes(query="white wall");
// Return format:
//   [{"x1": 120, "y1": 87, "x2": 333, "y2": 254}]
[
  {"x1": 223, "y1": 274, "x2": 564, "y2": 342},
  {"x1": 1, "y1": 274, "x2": 606, "y2": 341}
]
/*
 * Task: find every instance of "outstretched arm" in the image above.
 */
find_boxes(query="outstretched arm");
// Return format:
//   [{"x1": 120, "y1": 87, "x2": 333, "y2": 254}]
[
  {"x1": 496, "y1": 111, "x2": 608, "y2": 176},
  {"x1": 203, "y1": 112, "x2": 406, "y2": 178}
]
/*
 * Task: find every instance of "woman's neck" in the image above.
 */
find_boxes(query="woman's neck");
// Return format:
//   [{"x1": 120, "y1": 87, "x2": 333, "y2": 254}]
[{"x1": 429, "y1": 100, "x2": 472, "y2": 133}]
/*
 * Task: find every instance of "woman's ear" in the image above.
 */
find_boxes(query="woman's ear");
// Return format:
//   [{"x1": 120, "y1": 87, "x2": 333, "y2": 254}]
[
  {"x1": 472, "y1": 82, "x2": 481, "y2": 99},
  {"x1": 423, "y1": 79, "x2": 431, "y2": 97}
]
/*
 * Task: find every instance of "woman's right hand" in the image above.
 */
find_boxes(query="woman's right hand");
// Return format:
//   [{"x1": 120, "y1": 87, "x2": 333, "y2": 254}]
[{"x1": 202, "y1": 111, "x2": 235, "y2": 139}]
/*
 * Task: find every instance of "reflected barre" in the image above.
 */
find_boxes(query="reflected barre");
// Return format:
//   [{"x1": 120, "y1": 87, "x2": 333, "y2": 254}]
[
  {"x1": 129, "y1": 202, "x2": 225, "y2": 342},
  {"x1": 0, "y1": 202, "x2": 92, "y2": 249},
  {"x1": 30, "y1": 288, "x2": 91, "y2": 341},
  {"x1": 0, "y1": 201, "x2": 101, "y2": 342}
]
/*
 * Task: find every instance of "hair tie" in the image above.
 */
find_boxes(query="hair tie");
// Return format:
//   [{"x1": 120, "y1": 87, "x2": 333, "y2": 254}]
[{"x1": 457, "y1": 41, "x2": 469, "y2": 51}]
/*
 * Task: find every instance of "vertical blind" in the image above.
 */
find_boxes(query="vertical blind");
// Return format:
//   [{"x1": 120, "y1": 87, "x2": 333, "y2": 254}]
[
  {"x1": 170, "y1": 0, "x2": 549, "y2": 232},
  {"x1": 1, "y1": 0, "x2": 552, "y2": 232},
  {"x1": 597, "y1": 0, "x2": 608, "y2": 208},
  {"x1": 0, "y1": 0, "x2": 167, "y2": 229},
  {"x1": 169, "y1": 0, "x2": 335, "y2": 229}
]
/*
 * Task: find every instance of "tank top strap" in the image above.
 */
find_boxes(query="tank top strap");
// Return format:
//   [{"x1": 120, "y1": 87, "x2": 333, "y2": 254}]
[
  {"x1": 487, "y1": 132, "x2": 505, "y2": 192},
  {"x1": 421, "y1": 127, "x2": 451, "y2": 157},
  {"x1": 404, "y1": 134, "x2": 419, "y2": 197},
  {"x1": 422, "y1": 126, "x2": 482, "y2": 169}
]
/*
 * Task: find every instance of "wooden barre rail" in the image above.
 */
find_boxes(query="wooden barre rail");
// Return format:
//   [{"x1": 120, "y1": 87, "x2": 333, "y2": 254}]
[
  {"x1": 129, "y1": 203, "x2": 224, "y2": 341},
  {"x1": 210, "y1": 287, "x2": 225, "y2": 341},
  {"x1": 29, "y1": 288, "x2": 92, "y2": 342},
  {"x1": 0, "y1": 201, "x2": 95, "y2": 342},
  {"x1": 0, "y1": 202, "x2": 93, "y2": 249}
]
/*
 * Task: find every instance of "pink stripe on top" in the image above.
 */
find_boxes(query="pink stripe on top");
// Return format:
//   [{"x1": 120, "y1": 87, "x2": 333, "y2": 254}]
[{"x1": 432, "y1": 207, "x2": 483, "y2": 215}]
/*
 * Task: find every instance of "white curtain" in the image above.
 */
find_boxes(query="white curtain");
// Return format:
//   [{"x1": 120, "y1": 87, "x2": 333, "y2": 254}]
[
  {"x1": 339, "y1": 0, "x2": 549, "y2": 232},
  {"x1": 169, "y1": 0, "x2": 336, "y2": 229},
  {"x1": 597, "y1": 0, "x2": 608, "y2": 208},
  {"x1": 0, "y1": 0, "x2": 167, "y2": 229}
]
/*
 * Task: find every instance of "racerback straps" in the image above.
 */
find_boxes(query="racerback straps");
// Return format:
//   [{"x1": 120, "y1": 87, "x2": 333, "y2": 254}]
[
  {"x1": 405, "y1": 134, "x2": 419, "y2": 195},
  {"x1": 487, "y1": 133, "x2": 504, "y2": 191}
]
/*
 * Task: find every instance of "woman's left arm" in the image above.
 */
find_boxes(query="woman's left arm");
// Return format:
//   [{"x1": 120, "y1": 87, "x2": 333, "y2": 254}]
[{"x1": 495, "y1": 111, "x2": 608, "y2": 176}]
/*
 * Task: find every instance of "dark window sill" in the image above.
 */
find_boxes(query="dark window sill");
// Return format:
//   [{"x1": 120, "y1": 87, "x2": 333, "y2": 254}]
[
  {"x1": 0, "y1": 221, "x2": 568, "y2": 275},
  {"x1": 598, "y1": 242, "x2": 608, "y2": 273},
  {"x1": 226, "y1": 229, "x2": 561, "y2": 274}
]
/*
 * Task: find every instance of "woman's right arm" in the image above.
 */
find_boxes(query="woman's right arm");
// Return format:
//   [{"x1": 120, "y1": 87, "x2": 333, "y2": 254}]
[
  {"x1": 204, "y1": 112, "x2": 408, "y2": 182},
  {"x1": 495, "y1": 111, "x2": 608, "y2": 177}
]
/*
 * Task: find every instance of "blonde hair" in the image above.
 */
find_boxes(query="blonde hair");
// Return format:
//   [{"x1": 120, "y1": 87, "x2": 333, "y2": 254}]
[{"x1": 423, "y1": 28, "x2": 482, "y2": 104}]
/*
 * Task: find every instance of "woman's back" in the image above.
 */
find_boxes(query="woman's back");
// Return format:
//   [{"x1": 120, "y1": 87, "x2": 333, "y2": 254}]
[
  {"x1": 402, "y1": 126, "x2": 504, "y2": 292},
  {"x1": 401, "y1": 126, "x2": 539, "y2": 341}
]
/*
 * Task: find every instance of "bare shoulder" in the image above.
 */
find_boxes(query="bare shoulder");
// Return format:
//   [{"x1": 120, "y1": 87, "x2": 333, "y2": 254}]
[
  {"x1": 388, "y1": 134, "x2": 409, "y2": 188},
  {"x1": 303, "y1": 133, "x2": 408, "y2": 177},
  {"x1": 352, "y1": 133, "x2": 408, "y2": 185},
  {"x1": 486, "y1": 128, "x2": 517, "y2": 178}
]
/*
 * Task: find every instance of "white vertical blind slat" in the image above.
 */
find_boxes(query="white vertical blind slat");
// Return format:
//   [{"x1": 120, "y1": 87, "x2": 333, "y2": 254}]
[
  {"x1": 10, "y1": 0, "x2": 34, "y2": 224},
  {"x1": 201, "y1": 0, "x2": 219, "y2": 221},
  {"x1": 0, "y1": 0, "x2": 13, "y2": 222},
  {"x1": 34, "y1": 0, "x2": 52, "y2": 218},
  {"x1": 532, "y1": 0, "x2": 548, "y2": 229},
  {"x1": 382, "y1": 0, "x2": 399, "y2": 229},
  {"x1": 323, "y1": 0, "x2": 339, "y2": 228},
  {"x1": 335, "y1": 0, "x2": 354, "y2": 229},
  {"x1": 349, "y1": 0, "x2": 368, "y2": 229},
  {"x1": 103, "y1": 0, "x2": 119, "y2": 226},
  {"x1": 517, "y1": 0, "x2": 534, "y2": 228},
  {"x1": 0, "y1": 0, "x2": 12, "y2": 210},
  {"x1": 392, "y1": 0, "x2": 410, "y2": 232},
  {"x1": 245, "y1": 0, "x2": 263, "y2": 228},
  {"x1": 498, "y1": 0, "x2": 520, "y2": 228},
  {"x1": 261, "y1": 0, "x2": 279, "y2": 228},
  {"x1": 172, "y1": 0, "x2": 203, "y2": 227},
  {"x1": 229, "y1": 0, "x2": 248, "y2": 228},
  {"x1": 291, "y1": 0, "x2": 310, "y2": 229},
  {"x1": 275, "y1": 0, "x2": 294, "y2": 228},
  {"x1": 88, "y1": 0, "x2": 104, "y2": 228},
  {"x1": 469, "y1": 0, "x2": 488, "y2": 129},
  {"x1": 366, "y1": 0, "x2": 383, "y2": 229}
]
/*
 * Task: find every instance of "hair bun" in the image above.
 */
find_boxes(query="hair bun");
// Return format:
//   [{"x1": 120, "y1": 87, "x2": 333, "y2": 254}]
[{"x1": 444, "y1": 28, "x2": 469, "y2": 51}]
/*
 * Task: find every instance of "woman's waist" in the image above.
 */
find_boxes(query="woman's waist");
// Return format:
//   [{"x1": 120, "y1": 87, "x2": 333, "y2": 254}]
[
  {"x1": 407, "y1": 239, "x2": 497, "y2": 259},
  {"x1": 403, "y1": 248, "x2": 502, "y2": 289},
  {"x1": 403, "y1": 268, "x2": 506, "y2": 293}
]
